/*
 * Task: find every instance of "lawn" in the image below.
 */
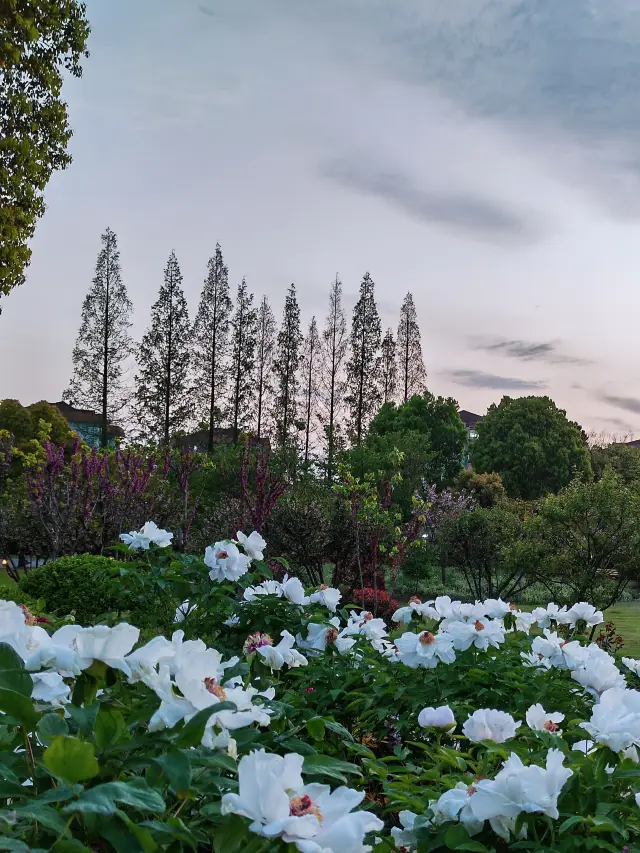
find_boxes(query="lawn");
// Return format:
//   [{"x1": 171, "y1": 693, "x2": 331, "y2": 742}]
[{"x1": 603, "y1": 601, "x2": 640, "y2": 657}]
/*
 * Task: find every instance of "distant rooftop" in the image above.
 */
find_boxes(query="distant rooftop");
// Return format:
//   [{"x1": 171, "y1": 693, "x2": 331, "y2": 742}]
[
  {"x1": 53, "y1": 401, "x2": 125, "y2": 437},
  {"x1": 459, "y1": 410, "x2": 483, "y2": 430}
]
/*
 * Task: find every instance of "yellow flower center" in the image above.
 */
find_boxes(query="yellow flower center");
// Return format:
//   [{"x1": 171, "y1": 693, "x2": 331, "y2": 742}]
[
  {"x1": 289, "y1": 794, "x2": 322, "y2": 820},
  {"x1": 419, "y1": 631, "x2": 435, "y2": 645},
  {"x1": 204, "y1": 678, "x2": 227, "y2": 700},
  {"x1": 474, "y1": 620, "x2": 485, "y2": 631}
]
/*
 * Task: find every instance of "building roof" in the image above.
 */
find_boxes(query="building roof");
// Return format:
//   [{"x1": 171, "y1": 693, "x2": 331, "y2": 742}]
[
  {"x1": 459, "y1": 410, "x2": 483, "y2": 430},
  {"x1": 625, "y1": 439, "x2": 640, "y2": 448},
  {"x1": 52, "y1": 401, "x2": 125, "y2": 437},
  {"x1": 175, "y1": 428, "x2": 270, "y2": 452}
]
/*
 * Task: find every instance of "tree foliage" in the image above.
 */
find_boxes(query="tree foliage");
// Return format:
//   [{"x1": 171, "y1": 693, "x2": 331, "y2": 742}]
[
  {"x1": 272, "y1": 283, "x2": 302, "y2": 450},
  {"x1": 191, "y1": 244, "x2": 232, "y2": 450},
  {"x1": 0, "y1": 0, "x2": 90, "y2": 301},
  {"x1": 397, "y1": 291, "x2": 427, "y2": 402},
  {"x1": 255, "y1": 295, "x2": 276, "y2": 441},
  {"x1": 134, "y1": 251, "x2": 192, "y2": 444},
  {"x1": 345, "y1": 272, "x2": 381, "y2": 446},
  {"x1": 64, "y1": 227, "x2": 133, "y2": 446},
  {"x1": 472, "y1": 395, "x2": 593, "y2": 499},
  {"x1": 380, "y1": 328, "x2": 397, "y2": 404},
  {"x1": 300, "y1": 316, "x2": 320, "y2": 464},
  {"x1": 319, "y1": 275, "x2": 348, "y2": 481},
  {"x1": 229, "y1": 278, "x2": 258, "y2": 440}
]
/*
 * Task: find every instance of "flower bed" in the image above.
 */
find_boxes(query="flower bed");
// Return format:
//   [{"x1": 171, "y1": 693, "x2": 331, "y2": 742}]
[{"x1": 1, "y1": 523, "x2": 640, "y2": 851}]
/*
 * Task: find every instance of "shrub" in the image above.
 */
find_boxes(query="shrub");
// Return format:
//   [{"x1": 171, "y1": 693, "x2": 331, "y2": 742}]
[
  {"x1": 350, "y1": 587, "x2": 399, "y2": 618},
  {"x1": 19, "y1": 554, "x2": 177, "y2": 632}
]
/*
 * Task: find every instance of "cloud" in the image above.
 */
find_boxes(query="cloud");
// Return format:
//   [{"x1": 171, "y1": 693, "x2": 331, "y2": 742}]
[
  {"x1": 197, "y1": 4, "x2": 215, "y2": 16},
  {"x1": 319, "y1": 157, "x2": 542, "y2": 242},
  {"x1": 600, "y1": 393, "x2": 640, "y2": 415},
  {"x1": 475, "y1": 338, "x2": 593, "y2": 366},
  {"x1": 447, "y1": 369, "x2": 547, "y2": 390}
]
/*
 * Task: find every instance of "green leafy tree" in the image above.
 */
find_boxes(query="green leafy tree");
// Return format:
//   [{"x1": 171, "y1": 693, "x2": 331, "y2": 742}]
[
  {"x1": 300, "y1": 316, "x2": 320, "y2": 464},
  {"x1": 472, "y1": 395, "x2": 592, "y2": 499},
  {"x1": 255, "y1": 295, "x2": 276, "y2": 441},
  {"x1": 319, "y1": 275, "x2": 348, "y2": 481},
  {"x1": 134, "y1": 251, "x2": 192, "y2": 444},
  {"x1": 397, "y1": 291, "x2": 426, "y2": 402},
  {"x1": 590, "y1": 441, "x2": 640, "y2": 486},
  {"x1": 272, "y1": 283, "x2": 302, "y2": 451},
  {"x1": 64, "y1": 228, "x2": 133, "y2": 447},
  {"x1": 345, "y1": 272, "x2": 382, "y2": 446},
  {"x1": 380, "y1": 328, "x2": 398, "y2": 404},
  {"x1": 0, "y1": 1, "x2": 90, "y2": 303},
  {"x1": 191, "y1": 244, "x2": 232, "y2": 450},
  {"x1": 0, "y1": 399, "x2": 70, "y2": 450},
  {"x1": 229, "y1": 278, "x2": 258, "y2": 441},
  {"x1": 512, "y1": 470, "x2": 640, "y2": 610}
]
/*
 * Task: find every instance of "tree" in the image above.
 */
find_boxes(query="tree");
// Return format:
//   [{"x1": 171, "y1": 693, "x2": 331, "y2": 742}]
[
  {"x1": 590, "y1": 442, "x2": 640, "y2": 486},
  {"x1": 191, "y1": 244, "x2": 232, "y2": 451},
  {"x1": 64, "y1": 228, "x2": 133, "y2": 446},
  {"x1": 319, "y1": 275, "x2": 348, "y2": 481},
  {"x1": 345, "y1": 272, "x2": 382, "y2": 446},
  {"x1": 471, "y1": 395, "x2": 593, "y2": 500},
  {"x1": 134, "y1": 251, "x2": 192, "y2": 444},
  {"x1": 229, "y1": 278, "x2": 258, "y2": 441},
  {"x1": 397, "y1": 291, "x2": 427, "y2": 403},
  {"x1": 272, "y1": 283, "x2": 302, "y2": 450},
  {"x1": 255, "y1": 296, "x2": 276, "y2": 441},
  {"x1": 0, "y1": 1, "x2": 90, "y2": 303},
  {"x1": 381, "y1": 328, "x2": 398, "y2": 404},
  {"x1": 512, "y1": 471, "x2": 640, "y2": 610},
  {"x1": 300, "y1": 316, "x2": 320, "y2": 464}
]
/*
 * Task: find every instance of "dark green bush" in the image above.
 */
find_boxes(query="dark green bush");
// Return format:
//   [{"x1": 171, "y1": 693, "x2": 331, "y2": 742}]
[{"x1": 19, "y1": 554, "x2": 177, "y2": 632}]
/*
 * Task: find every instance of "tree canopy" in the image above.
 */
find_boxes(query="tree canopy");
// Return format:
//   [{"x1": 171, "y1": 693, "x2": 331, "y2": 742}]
[
  {"x1": 1, "y1": 0, "x2": 90, "y2": 302},
  {"x1": 471, "y1": 395, "x2": 592, "y2": 499}
]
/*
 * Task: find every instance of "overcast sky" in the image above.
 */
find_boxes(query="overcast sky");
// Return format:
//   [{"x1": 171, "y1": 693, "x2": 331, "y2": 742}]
[{"x1": 2, "y1": 0, "x2": 640, "y2": 436}]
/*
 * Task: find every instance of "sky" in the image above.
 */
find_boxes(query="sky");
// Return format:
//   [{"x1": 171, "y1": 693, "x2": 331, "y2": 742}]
[{"x1": 2, "y1": 0, "x2": 640, "y2": 436}]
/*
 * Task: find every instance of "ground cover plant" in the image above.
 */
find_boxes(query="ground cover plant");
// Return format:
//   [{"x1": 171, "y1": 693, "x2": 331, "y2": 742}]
[{"x1": 2, "y1": 523, "x2": 640, "y2": 852}]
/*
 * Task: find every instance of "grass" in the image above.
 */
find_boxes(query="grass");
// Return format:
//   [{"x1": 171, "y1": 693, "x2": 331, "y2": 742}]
[{"x1": 603, "y1": 601, "x2": 640, "y2": 658}]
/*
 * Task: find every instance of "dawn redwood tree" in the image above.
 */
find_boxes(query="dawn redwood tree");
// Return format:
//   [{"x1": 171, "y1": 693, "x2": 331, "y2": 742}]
[
  {"x1": 381, "y1": 328, "x2": 398, "y2": 404},
  {"x1": 134, "y1": 251, "x2": 192, "y2": 444},
  {"x1": 273, "y1": 283, "x2": 303, "y2": 450},
  {"x1": 472, "y1": 395, "x2": 593, "y2": 499},
  {"x1": 345, "y1": 272, "x2": 382, "y2": 446},
  {"x1": 300, "y1": 316, "x2": 320, "y2": 464},
  {"x1": 319, "y1": 275, "x2": 348, "y2": 480},
  {"x1": 0, "y1": 1, "x2": 90, "y2": 305},
  {"x1": 255, "y1": 296, "x2": 276, "y2": 441},
  {"x1": 64, "y1": 228, "x2": 133, "y2": 446},
  {"x1": 229, "y1": 278, "x2": 258, "y2": 441},
  {"x1": 397, "y1": 291, "x2": 427, "y2": 403},
  {"x1": 191, "y1": 244, "x2": 232, "y2": 450}
]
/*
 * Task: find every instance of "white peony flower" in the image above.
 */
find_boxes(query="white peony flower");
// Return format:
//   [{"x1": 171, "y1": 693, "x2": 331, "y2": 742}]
[
  {"x1": 244, "y1": 580, "x2": 283, "y2": 601},
  {"x1": 430, "y1": 783, "x2": 483, "y2": 836},
  {"x1": 462, "y1": 709, "x2": 520, "y2": 744},
  {"x1": 470, "y1": 749, "x2": 573, "y2": 829},
  {"x1": 483, "y1": 598, "x2": 512, "y2": 619},
  {"x1": 564, "y1": 602, "x2": 604, "y2": 628},
  {"x1": 528, "y1": 630, "x2": 567, "y2": 669},
  {"x1": 571, "y1": 739, "x2": 596, "y2": 755},
  {"x1": 120, "y1": 520, "x2": 173, "y2": 550},
  {"x1": 27, "y1": 623, "x2": 139, "y2": 678},
  {"x1": 258, "y1": 631, "x2": 308, "y2": 671},
  {"x1": 623, "y1": 657, "x2": 640, "y2": 676},
  {"x1": 571, "y1": 653, "x2": 625, "y2": 698},
  {"x1": 513, "y1": 610, "x2": 537, "y2": 634},
  {"x1": 580, "y1": 687, "x2": 640, "y2": 752},
  {"x1": 31, "y1": 671, "x2": 70, "y2": 706},
  {"x1": 525, "y1": 704, "x2": 564, "y2": 735},
  {"x1": 281, "y1": 575, "x2": 310, "y2": 606},
  {"x1": 443, "y1": 617, "x2": 505, "y2": 652},
  {"x1": 418, "y1": 705, "x2": 456, "y2": 731},
  {"x1": 531, "y1": 602, "x2": 569, "y2": 630},
  {"x1": 236, "y1": 530, "x2": 267, "y2": 561},
  {"x1": 0, "y1": 600, "x2": 32, "y2": 659},
  {"x1": 309, "y1": 586, "x2": 342, "y2": 614},
  {"x1": 390, "y1": 810, "x2": 423, "y2": 851},
  {"x1": 205, "y1": 540, "x2": 251, "y2": 582},
  {"x1": 221, "y1": 750, "x2": 383, "y2": 852},
  {"x1": 395, "y1": 630, "x2": 456, "y2": 669}
]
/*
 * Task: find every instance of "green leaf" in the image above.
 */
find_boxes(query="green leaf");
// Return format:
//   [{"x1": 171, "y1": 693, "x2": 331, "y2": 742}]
[
  {"x1": 213, "y1": 814, "x2": 249, "y2": 853},
  {"x1": 306, "y1": 717, "x2": 326, "y2": 741},
  {"x1": 94, "y1": 707, "x2": 129, "y2": 751},
  {"x1": 175, "y1": 701, "x2": 237, "y2": 748},
  {"x1": 15, "y1": 803, "x2": 68, "y2": 834},
  {"x1": 65, "y1": 703, "x2": 99, "y2": 736},
  {"x1": 43, "y1": 736, "x2": 99, "y2": 784},
  {"x1": 324, "y1": 718, "x2": 355, "y2": 742},
  {"x1": 559, "y1": 815, "x2": 586, "y2": 834},
  {"x1": 444, "y1": 823, "x2": 489, "y2": 850},
  {"x1": 0, "y1": 840, "x2": 31, "y2": 852},
  {"x1": 0, "y1": 643, "x2": 32, "y2": 697},
  {"x1": 37, "y1": 712, "x2": 69, "y2": 745},
  {"x1": 0, "y1": 687, "x2": 39, "y2": 728},
  {"x1": 51, "y1": 841, "x2": 95, "y2": 853},
  {"x1": 302, "y1": 754, "x2": 362, "y2": 783},
  {"x1": 152, "y1": 749, "x2": 192, "y2": 795},
  {"x1": 63, "y1": 778, "x2": 166, "y2": 816},
  {"x1": 140, "y1": 818, "x2": 197, "y2": 849}
]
